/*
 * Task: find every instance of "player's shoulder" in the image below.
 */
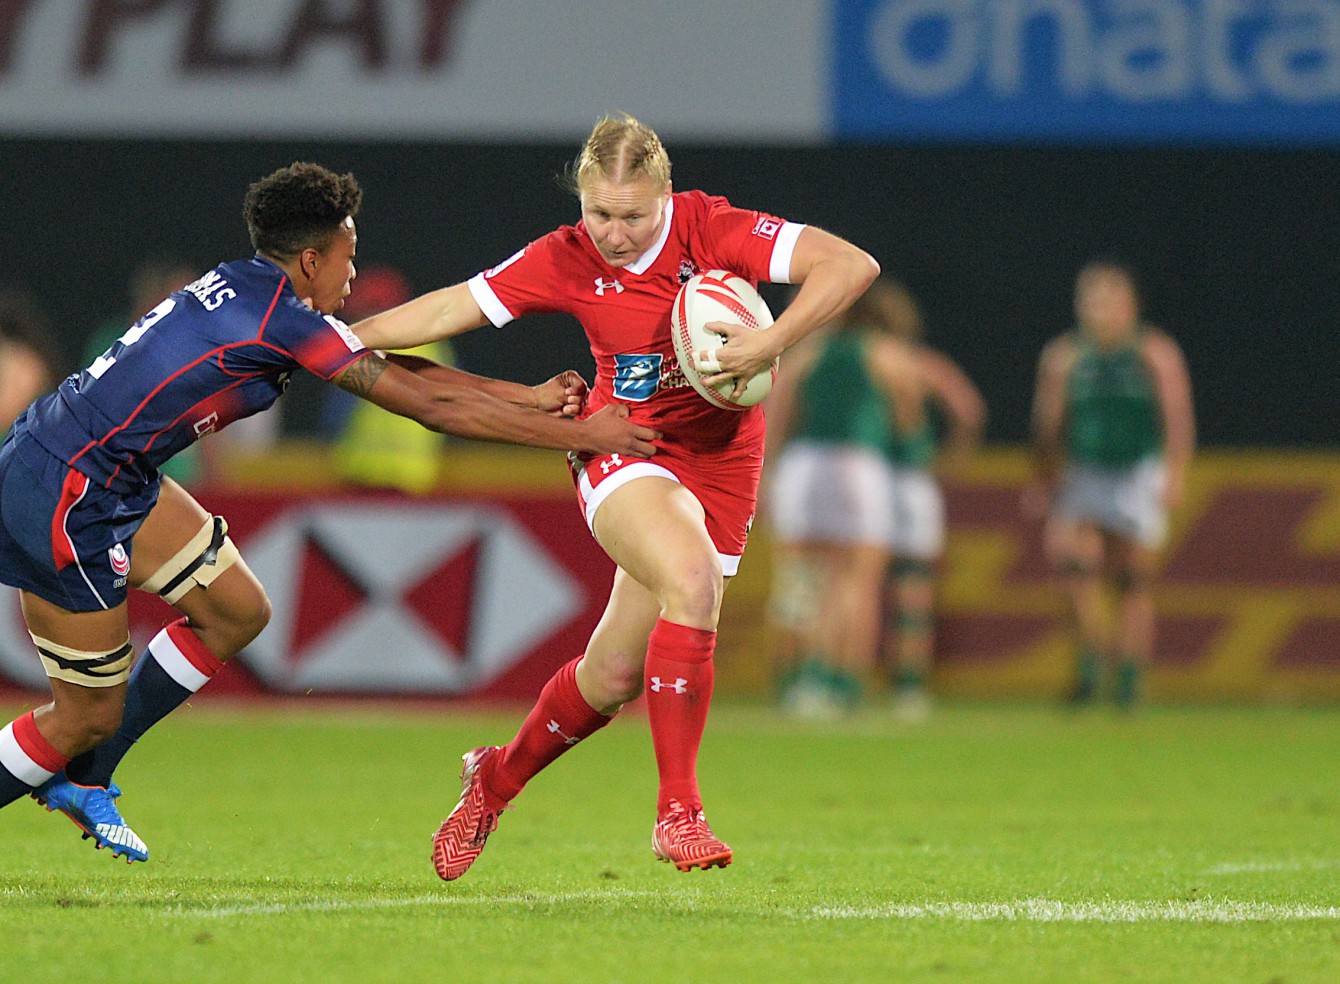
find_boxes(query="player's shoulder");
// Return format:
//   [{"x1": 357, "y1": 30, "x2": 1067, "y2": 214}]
[
  {"x1": 673, "y1": 188, "x2": 732, "y2": 218},
  {"x1": 510, "y1": 224, "x2": 587, "y2": 269},
  {"x1": 1039, "y1": 331, "x2": 1080, "y2": 372},
  {"x1": 1137, "y1": 325, "x2": 1188, "y2": 369}
]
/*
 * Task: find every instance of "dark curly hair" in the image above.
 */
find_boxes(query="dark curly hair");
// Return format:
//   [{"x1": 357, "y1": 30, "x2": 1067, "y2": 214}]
[{"x1": 242, "y1": 162, "x2": 362, "y2": 260}]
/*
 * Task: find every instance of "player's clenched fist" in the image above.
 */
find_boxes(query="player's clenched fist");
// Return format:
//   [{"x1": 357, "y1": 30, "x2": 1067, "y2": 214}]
[{"x1": 533, "y1": 369, "x2": 590, "y2": 417}]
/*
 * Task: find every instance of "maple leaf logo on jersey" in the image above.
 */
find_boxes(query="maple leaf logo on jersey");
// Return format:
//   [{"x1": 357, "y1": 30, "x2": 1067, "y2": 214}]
[
  {"x1": 751, "y1": 216, "x2": 782, "y2": 240},
  {"x1": 677, "y1": 260, "x2": 699, "y2": 284}
]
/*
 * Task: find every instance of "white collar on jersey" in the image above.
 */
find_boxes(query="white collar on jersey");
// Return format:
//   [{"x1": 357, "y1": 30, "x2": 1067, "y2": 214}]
[{"x1": 621, "y1": 196, "x2": 675, "y2": 276}]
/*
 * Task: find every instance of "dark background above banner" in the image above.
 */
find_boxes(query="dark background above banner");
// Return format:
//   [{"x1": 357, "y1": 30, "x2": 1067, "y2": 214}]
[{"x1": 1, "y1": 138, "x2": 1335, "y2": 447}]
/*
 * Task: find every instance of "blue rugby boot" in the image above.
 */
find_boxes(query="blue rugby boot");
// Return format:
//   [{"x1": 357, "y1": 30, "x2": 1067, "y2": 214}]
[{"x1": 32, "y1": 773, "x2": 149, "y2": 863}]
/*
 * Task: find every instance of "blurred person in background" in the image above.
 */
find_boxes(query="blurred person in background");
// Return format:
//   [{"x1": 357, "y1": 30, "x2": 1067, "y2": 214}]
[
  {"x1": 353, "y1": 113, "x2": 879, "y2": 879},
  {"x1": 0, "y1": 161, "x2": 658, "y2": 865},
  {"x1": 876, "y1": 280, "x2": 984, "y2": 722},
  {"x1": 1026, "y1": 260, "x2": 1195, "y2": 709},
  {"x1": 763, "y1": 280, "x2": 922, "y2": 719},
  {"x1": 326, "y1": 266, "x2": 456, "y2": 494},
  {"x1": 763, "y1": 277, "x2": 983, "y2": 720},
  {"x1": 0, "y1": 289, "x2": 59, "y2": 434}
]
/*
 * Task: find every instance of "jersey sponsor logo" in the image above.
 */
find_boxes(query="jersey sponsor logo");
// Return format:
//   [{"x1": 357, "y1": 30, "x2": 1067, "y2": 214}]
[
  {"x1": 659, "y1": 359, "x2": 690, "y2": 391},
  {"x1": 613, "y1": 353, "x2": 662, "y2": 402},
  {"x1": 751, "y1": 215, "x2": 782, "y2": 240},
  {"x1": 594, "y1": 277, "x2": 625, "y2": 296},
  {"x1": 323, "y1": 315, "x2": 367, "y2": 353},
  {"x1": 485, "y1": 248, "x2": 527, "y2": 278},
  {"x1": 108, "y1": 543, "x2": 130, "y2": 577}
]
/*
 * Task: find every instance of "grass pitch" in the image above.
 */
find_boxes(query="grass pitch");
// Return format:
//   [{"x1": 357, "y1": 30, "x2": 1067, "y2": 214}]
[{"x1": 2, "y1": 700, "x2": 1339, "y2": 984}]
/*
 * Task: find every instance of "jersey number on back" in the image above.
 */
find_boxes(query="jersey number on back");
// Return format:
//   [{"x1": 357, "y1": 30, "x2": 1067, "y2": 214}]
[{"x1": 86, "y1": 298, "x2": 177, "y2": 380}]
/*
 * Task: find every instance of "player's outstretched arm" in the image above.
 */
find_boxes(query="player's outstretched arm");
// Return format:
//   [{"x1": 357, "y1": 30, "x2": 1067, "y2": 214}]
[
  {"x1": 384, "y1": 354, "x2": 588, "y2": 417},
  {"x1": 332, "y1": 353, "x2": 658, "y2": 456},
  {"x1": 350, "y1": 281, "x2": 490, "y2": 351}
]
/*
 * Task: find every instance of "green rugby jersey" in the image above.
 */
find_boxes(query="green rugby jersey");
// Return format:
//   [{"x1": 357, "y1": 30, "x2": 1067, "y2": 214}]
[
  {"x1": 1065, "y1": 330, "x2": 1162, "y2": 467},
  {"x1": 795, "y1": 332, "x2": 891, "y2": 452}
]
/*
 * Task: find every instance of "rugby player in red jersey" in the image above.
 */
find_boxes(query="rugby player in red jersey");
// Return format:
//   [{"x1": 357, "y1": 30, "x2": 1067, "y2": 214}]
[
  {"x1": 355, "y1": 115, "x2": 879, "y2": 877},
  {"x1": 0, "y1": 162, "x2": 658, "y2": 862}
]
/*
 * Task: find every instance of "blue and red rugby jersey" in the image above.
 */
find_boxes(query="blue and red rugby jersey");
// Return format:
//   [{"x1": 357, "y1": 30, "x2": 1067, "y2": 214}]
[{"x1": 21, "y1": 256, "x2": 370, "y2": 493}]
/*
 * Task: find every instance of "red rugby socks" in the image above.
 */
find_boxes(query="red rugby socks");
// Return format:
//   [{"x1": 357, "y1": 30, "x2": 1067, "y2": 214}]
[
  {"x1": 644, "y1": 619, "x2": 716, "y2": 815},
  {"x1": 488, "y1": 656, "x2": 611, "y2": 805}
]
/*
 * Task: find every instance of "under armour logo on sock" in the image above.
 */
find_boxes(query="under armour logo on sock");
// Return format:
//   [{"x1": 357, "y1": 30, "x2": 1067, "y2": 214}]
[
  {"x1": 649, "y1": 676, "x2": 688, "y2": 694},
  {"x1": 546, "y1": 720, "x2": 581, "y2": 745}
]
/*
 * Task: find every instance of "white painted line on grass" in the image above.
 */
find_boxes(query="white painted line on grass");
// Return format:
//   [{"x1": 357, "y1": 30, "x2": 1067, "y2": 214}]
[
  {"x1": 1203, "y1": 859, "x2": 1340, "y2": 876},
  {"x1": 146, "y1": 891, "x2": 1340, "y2": 924},
  {"x1": 157, "y1": 888, "x2": 658, "y2": 919},
  {"x1": 808, "y1": 899, "x2": 1340, "y2": 923}
]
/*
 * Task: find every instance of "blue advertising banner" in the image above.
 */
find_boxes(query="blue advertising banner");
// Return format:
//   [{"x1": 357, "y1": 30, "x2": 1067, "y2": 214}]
[{"x1": 833, "y1": 0, "x2": 1340, "y2": 145}]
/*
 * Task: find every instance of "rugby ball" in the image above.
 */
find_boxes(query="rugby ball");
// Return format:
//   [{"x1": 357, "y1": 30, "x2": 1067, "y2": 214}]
[{"x1": 671, "y1": 269, "x2": 777, "y2": 410}]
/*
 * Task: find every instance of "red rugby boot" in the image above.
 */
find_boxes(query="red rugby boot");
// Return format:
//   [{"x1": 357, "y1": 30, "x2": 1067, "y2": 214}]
[
  {"x1": 431, "y1": 746, "x2": 508, "y2": 881},
  {"x1": 651, "y1": 799, "x2": 732, "y2": 872}
]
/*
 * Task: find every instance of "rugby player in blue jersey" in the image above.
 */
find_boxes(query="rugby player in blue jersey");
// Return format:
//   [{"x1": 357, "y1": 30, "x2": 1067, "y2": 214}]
[{"x1": 0, "y1": 162, "x2": 658, "y2": 862}]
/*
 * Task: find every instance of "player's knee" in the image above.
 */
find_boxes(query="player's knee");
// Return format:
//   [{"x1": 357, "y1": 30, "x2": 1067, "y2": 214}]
[
  {"x1": 583, "y1": 653, "x2": 644, "y2": 706},
  {"x1": 660, "y1": 564, "x2": 724, "y2": 625},
  {"x1": 892, "y1": 557, "x2": 934, "y2": 581},
  {"x1": 1057, "y1": 557, "x2": 1100, "y2": 581},
  {"x1": 50, "y1": 695, "x2": 124, "y2": 749},
  {"x1": 237, "y1": 587, "x2": 272, "y2": 643},
  {"x1": 83, "y1": 702, "x2": 125, "y2": 746},
  {"x1": 1113, "y1": 567, "x2": 1152, "y2": 595}
]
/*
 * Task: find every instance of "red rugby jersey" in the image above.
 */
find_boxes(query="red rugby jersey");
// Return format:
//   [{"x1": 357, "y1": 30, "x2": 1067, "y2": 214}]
[{"x1": 467, "y1": 190, "x2": 804, "y2": 453}]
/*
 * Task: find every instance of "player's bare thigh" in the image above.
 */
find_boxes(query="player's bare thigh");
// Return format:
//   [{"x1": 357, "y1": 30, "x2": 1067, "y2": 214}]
[
  {"x1": 128, "y1": 476, "x2": 270, "y2": 658},
  {"x1": 589, "y1": 475, "x2": 724, "y2": 629}
]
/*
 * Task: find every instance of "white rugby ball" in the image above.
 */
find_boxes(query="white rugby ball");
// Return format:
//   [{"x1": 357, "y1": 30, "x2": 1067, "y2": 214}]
[{"x1": 671, "y1": 269, "x2": 777, "y2": 410}]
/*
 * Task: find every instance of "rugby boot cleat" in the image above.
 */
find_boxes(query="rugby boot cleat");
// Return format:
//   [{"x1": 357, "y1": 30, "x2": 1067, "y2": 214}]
[
  {"x1": 33, "y1": 774, "x2": 149, "y2": 863},
  {"x1": 431, "y1": 746, "x2": 509, "y2": 881},
  {"x1": 652, "y1": 799, "x2": 732, "y2": 872}
]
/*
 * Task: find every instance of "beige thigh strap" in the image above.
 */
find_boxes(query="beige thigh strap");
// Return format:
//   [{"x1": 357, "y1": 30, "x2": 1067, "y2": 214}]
[
  {"x1": 139, "y1": 515, "x2": 241, "y2": 604},
  {"x1": 31, "y1": 634, "x2": 134, "y2": 688}
]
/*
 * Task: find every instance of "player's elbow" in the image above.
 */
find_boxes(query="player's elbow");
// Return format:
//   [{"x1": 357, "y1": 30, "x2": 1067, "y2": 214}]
[
  {"x1": 836, "y1": 245, "x2": 880, "y2": 299},
  {"x1": 856, "y1": 248, "x2": 881, "y2": 289}
]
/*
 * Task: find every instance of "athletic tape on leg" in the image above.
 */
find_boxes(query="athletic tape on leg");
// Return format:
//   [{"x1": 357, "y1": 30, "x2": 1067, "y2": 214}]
[
  {"x1": 139, "y1": 515, "x2": 240, "y2": 604},
  {"x1": 30, "y1": 634, "x2": 134, "y2": 688}
]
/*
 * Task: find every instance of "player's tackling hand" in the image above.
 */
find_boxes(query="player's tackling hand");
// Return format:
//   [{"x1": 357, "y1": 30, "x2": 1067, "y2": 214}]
[
  {"x1": 580, "y1": 404, "x2": 660, "y2": 457},
  {"x1": 533, "y1": 370, "x2": 590, "y2": 417}
]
